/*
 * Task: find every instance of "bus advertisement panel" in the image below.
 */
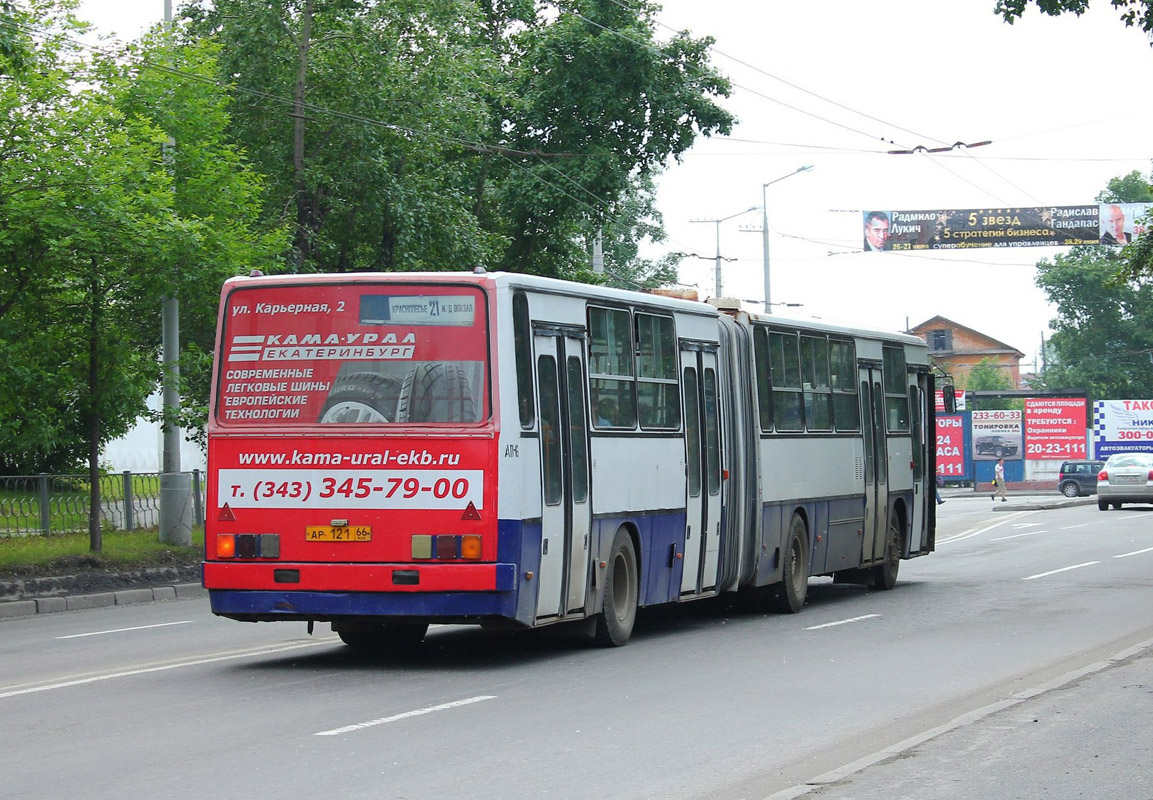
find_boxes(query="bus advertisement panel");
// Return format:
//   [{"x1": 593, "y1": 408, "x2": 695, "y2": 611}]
[
  {"x1": 1093, "y1": 400, "x2": 1153, "y2": 458},
  {"x1": 1024, "y1": 398, "x2": 1086, "y2": 460}
]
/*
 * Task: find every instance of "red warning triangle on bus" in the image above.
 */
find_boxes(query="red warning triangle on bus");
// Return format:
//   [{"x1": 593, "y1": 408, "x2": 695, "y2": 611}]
[
  {"x1": 218, "y1": 503, "x2": 237, "y2": 522},
  {"x1": 461, "y1": 502, "x2": 481, "y2": 521}
]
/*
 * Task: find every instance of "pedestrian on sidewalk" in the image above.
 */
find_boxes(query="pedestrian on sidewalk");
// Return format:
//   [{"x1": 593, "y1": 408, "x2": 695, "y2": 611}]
[
  {"x1": 992, "y1": 457, "x2": 1007, "y2": 502},
  {"x1": 935, "y1": 473, "x2": 945, "y2": 505}
]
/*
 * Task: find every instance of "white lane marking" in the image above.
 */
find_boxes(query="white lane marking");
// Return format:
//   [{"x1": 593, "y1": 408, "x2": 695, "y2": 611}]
[
  {"x1": 1011, "y1": 523, "x2": 1043, "y2": 528},
  {"x1": 991, "y1": 531, "x2": 1043, "y2": 541},
  {"x1": 56, "y1": 621, "x2": 194, "y2": 640},
  {"x1": 805, "y1": 614, "x2": 879, "y2": 631},
  {"x1": 1118, "y1": 514, "x2": 1146, "y2": 521},
  {"x1": 1023, "y1": 561, "x2": 1100, "y2": 581},
  {"x1": 0, "y1": 640, "x2": 334, "y2": 700},
  {"x1": 1114, "y1": 546, "x2": 1153, "y2": 559},
  {"x1": 938, "y1": 510, "x2": 1036, "y2": 544},
  {"x1": 1060, "y1": 523, "x2": 1092, "y2": 530},
  {"x1": 315, "y1": 695, "x2": 497, "y2": 736}
]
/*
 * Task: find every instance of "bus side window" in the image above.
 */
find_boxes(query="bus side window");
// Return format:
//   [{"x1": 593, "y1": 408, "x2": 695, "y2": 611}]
[
  {"x1": 513, "y1": 293, "x2": 535, "y2": 429},
  {"x1": 830, "y1": 339, "x2": 860, "y2": 431},
  {"x1": 635, "y1": 312, "x2": 679, "y2": 430},
  {"x1": 753, "y1": 326, "x2": 773, "y2": 432},
  {"x1": 770, "y1": 330, "x2": 803, "y2": 432},
  {"x1": 882, "y1": 346, "x2": 909, "y2": 432},
  {"x1": 588, "y1": 305, "x2": 636, "y2": 429}
]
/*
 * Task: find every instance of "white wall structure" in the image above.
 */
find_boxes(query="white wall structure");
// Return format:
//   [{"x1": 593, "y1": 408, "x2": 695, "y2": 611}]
[{"x1": 100, "y1": 392, "x2": 207, "y2": 473}]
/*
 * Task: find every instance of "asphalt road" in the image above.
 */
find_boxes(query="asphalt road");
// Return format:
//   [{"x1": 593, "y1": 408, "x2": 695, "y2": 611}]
[{"x1": 2, "y1": 497, "x2": 1151, "y2": 800}]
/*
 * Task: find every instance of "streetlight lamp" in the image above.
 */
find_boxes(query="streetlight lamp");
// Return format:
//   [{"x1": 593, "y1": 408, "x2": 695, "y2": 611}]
[
  {"x1": 761, "y1": 165, "x2": 813, "y2": 309},
  {"x1": 691, "y1": 206, "x2": 758, "y2": 298}
]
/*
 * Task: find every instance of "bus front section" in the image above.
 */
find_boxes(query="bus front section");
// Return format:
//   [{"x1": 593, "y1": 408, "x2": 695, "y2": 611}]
[{"x1": 204, "y1": 275, "x2": 520, "y2": 645}]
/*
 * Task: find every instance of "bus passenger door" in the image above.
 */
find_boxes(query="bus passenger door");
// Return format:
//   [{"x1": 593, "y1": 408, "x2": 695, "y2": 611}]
[
  {"x1": 534, "y1": 330, "x2": 592, "y2": 620},
  {"x1": 681, "y1": 347, "x2": 722, "y2": 595},
  {"x1": 859, "y1": 366, "x2": 889, "y2": 564}
]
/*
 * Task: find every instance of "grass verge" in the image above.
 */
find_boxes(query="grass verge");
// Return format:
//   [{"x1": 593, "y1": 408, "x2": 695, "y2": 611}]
[{"x1": 0, "y1": 527, "x2": 204, "y2": 576}]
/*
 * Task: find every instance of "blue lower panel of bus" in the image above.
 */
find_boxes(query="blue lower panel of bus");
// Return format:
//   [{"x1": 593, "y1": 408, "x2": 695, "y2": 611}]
[{"x1": 210, "y1": 584, "x2": 520, "y2": 622}]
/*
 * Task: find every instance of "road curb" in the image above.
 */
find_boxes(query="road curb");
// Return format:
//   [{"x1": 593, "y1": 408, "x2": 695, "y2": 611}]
[{"x1": 0, "y1": 582, "x2": 206, "y2": 619}]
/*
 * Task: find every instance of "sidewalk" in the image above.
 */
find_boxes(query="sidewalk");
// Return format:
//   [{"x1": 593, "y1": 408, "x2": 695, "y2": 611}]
[
  {"x1": 0, "y1": 566, "x2": 204, "y2": 620},
  {"x1": 938, "y1": 486, "x2": 1098, "y2": 511}
]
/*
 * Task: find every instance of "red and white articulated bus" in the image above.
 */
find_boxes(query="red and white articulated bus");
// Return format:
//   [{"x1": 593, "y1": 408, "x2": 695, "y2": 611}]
[{"x1": 204, "y1": 269, "x2": 937, "y2": 647}]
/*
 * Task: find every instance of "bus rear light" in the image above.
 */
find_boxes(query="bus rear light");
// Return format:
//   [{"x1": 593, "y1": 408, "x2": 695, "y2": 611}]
[
  {"x1": 215, "y1": 533, "x2": 278, "y2": 559},
  {"x1": 460, "y1": 535, "x2": 482, "y2": 560},
  {"x1": 436, "y1": 535, "x2": 459, "y2": 560},
  {"x1": 411, "y1": 534, "x2": 482, "y2": 560}
]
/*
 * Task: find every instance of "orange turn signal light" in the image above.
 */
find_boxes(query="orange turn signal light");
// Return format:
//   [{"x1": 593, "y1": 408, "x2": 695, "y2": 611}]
[
  {"x1": 216, "y1": 534, "x2": 236, "y2": 558},
  {"x1": 461, "y1": 535, "x2": 482, "y2": 560}
]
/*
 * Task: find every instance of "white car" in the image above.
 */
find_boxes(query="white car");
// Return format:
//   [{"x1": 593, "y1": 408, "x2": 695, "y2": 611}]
[{"x1": 1096, "y1": 452, "x2": 1153, "y2": 510}]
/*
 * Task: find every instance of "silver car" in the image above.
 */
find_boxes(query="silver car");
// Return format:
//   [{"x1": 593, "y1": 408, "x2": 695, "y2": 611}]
[{"x1": 1096, "y1": 452, "x2": 1153, "y2": 510}]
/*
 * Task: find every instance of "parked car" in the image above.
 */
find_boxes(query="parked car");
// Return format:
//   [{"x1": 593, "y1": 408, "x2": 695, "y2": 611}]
[
  {"x1": 1057, "y1": 459, "x2": 1105, "y2": 497},
  {"x1": 975, "y1": 435, "x2": 1019, "y2": 458},
  {"x1": 1096, "y1": 452, "x2": 1153, "y2": 510}
]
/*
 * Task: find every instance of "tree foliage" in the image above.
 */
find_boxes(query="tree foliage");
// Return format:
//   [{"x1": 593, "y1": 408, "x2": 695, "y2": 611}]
[
  {"x1": 0, "y1": 5, "x2": 283, "y2": 549},
  {"x1": 179, "y1": 0, "x2": 733, "y2": 281},
  {"x1": 1031, "y1": 170, "x2": 1153, "y2": 400},
  {"x1": 996, "y1": 0, "x2": 1153, "y2": 35}
]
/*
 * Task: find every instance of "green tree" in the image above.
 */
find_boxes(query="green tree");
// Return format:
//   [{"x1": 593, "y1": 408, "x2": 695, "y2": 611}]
[
  {"x1": 996, "y1": 0, "x2": 1153, "y2": 34},
  {"x1": 180, "y1": 0, "x2": 731, "y2": 282},
  {"x1": 1031, "y1": 171, "x2": 1153, "y2": 400},
  {"x1": 0, "y1": 8, "x2": 283, "y2": 551},
  {"x1": 966, "y1": 358, "x2": 1020, "y2": 411}
]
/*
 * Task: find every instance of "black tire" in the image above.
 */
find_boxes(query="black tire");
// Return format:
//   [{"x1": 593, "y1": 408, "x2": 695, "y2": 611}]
[
  {"x1": 1112, "y1": 502, "x2": 1122, "y2": 510},
  {"x1": 1061, "y1": 482, "x2": 1080, "y2": 498},
  {"x1": 397, "y1": 363, "x2": 477, "y2": 423},
  {"x1": 318, "y1": 372, "x2": 403, "y2": 423},
  {"x1": 994, "y1": 446, "x2": 1006, "y2": 458},
  {"x1": 872, "y1": 515, "x2": 903, "y2": 590},
  {"x1": 595, "y1": 529, "x2": 639, "y2": 646},
  {"x1": 771, "y1": 514, "x2": 809, "y2": 613},
  {"x1": 336, "y1": 622, "x2": 429, "y2": 649},
  {"x1": 1098, "y1": 500, "x2": 1109, "y2": 511}
]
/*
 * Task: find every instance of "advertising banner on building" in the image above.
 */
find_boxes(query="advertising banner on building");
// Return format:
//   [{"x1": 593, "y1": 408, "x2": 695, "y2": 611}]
[
  {"x1": 1024, "y1": 398, "x2": 1087, "y2": 460},
  {"x1": 862, "y1": 203, "x2": 1151, "y2": 252},
  {"x1": 1092, "y1": 400, "x2": 1153, "y2": 458},
  {"x1": 971, "y1": 409, "x2": 1022, "y2": 461},
  {"x1": 935, "y1": 414, "x2": 966, "y2": 478}
]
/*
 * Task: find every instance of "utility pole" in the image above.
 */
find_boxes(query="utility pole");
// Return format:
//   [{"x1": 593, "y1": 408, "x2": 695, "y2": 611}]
[
  {"x1": 760, "y1": 165, "x2": 813, "y2": 309},
  {"x1": 691, "y1": 206, "x2": 757, "y2": 298},
  {"x1": 159, "y1": 0, "x2": 192, "y2": 546}
]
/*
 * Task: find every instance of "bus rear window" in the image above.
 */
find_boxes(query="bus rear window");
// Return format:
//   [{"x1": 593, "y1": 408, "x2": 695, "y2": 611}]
[{"x1": 217, "y1": 283, "x2": 488, "y2": 426}]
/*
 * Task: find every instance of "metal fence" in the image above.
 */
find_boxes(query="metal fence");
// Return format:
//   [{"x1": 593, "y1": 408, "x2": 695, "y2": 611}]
[{"x1": 0, "y1": 471, "x2": 205, "y2": 537}]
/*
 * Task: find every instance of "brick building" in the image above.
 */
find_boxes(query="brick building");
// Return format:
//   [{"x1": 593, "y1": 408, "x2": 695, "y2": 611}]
[{"x1": 908, "y1": 316, "x2": 1024, "y2": 390}]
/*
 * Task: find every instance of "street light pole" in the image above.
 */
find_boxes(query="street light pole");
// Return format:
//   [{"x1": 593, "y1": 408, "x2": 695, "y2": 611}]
[
  {"x1": 761, "y1": 165, "x2": 813, "y2": 309},
  {"x1": 691, "y1": 206, "x2": 758, "y2": 299}
]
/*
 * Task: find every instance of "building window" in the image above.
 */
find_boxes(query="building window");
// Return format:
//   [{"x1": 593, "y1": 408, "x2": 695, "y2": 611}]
[{"x1": 928, "y1": 329, "x2": 952, "y2": 352}]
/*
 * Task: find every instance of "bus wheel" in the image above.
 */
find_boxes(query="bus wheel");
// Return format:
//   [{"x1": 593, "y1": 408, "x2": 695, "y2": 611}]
[
  {"x1": 595, "y1": 529, "x2": 638, "y2": 647},
  {"x1": 771, "y1": 515, "x2": 809, "y2": 614},
  {"x1": 335, "y1": 623, "x2": 428, "y2": 649},
  {"x1": 872, "y1": 517, "x2": 903, "y2": 590}
]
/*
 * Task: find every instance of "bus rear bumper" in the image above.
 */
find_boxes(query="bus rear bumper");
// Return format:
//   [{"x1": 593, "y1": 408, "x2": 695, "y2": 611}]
[
  {"x1": 208, "y1": 588, "x2": 520, "y2": 623},
  {"x1": 203, "y1": 560, "x2": 517, "y2": 592}
]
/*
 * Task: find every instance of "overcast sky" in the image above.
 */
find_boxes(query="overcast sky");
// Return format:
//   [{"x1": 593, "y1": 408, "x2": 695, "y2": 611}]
[{"x1": 78, "y1": 1, "x2": 1153, "y2": 369}]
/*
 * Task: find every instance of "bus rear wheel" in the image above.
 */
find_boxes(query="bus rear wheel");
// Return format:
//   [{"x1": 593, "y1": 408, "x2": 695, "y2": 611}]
[
  {"x1": 595, "y1": 529, "x2": 638, "y2": 647},
  {"x1": 872, "y1": 516, "x2": 903, "y2": 590},
  {"x1": 771, "y1": 514, "x2": 809, "y2": 614},
  {"x1": 335, "y1": 622, "x2": 429, "y2": 649}
]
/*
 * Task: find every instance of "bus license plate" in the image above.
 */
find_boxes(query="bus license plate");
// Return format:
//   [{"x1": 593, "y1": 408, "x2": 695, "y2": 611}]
[{"x1": 306, "y1": 525, "x2": 372, "y2": 542}]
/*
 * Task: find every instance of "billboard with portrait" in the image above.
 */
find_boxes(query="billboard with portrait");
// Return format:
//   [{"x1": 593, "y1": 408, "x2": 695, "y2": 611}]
[{"x1": 862, "y1": 204, "x2": 1152, "y2": 252}]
